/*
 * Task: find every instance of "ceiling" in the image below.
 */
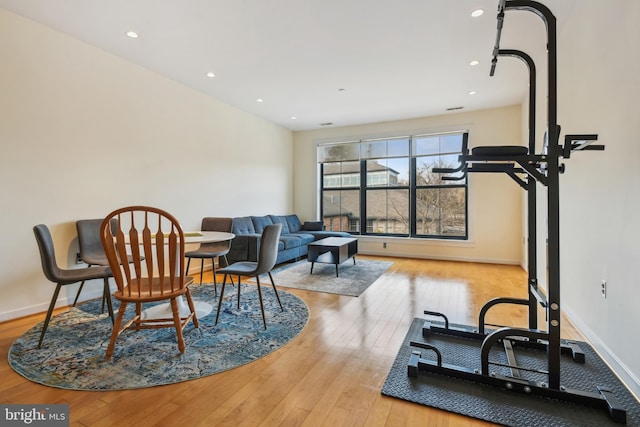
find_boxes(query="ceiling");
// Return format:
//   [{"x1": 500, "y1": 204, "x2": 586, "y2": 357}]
[{"x1": 0, "y1": 0, "x2": 576, "y2": 131}]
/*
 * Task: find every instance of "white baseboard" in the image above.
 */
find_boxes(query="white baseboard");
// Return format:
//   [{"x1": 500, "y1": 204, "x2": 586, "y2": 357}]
[
  {"x1": 360, "y1": 249, "x2": 521, "y2": 265},
  {"x1": 0, "y1": 287, "x2": 106, "y2": 323}
]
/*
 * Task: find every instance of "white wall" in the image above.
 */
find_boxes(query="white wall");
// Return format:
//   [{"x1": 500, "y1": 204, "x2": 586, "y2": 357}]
[
  {"x1": 553, "y1": 1, "x2": 640, "y2": 398},
  {"x1": 0, "y1": 10, "x2": 293, "y2": 321},
  {"x1": 293, "y1": 106, "x2": 523, "y2": 264}
]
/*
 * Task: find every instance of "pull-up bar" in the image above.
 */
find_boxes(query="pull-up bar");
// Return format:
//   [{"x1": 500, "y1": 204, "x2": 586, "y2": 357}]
[{"x1": 490, "y1": 0, "x2": 508, "y2": 76}]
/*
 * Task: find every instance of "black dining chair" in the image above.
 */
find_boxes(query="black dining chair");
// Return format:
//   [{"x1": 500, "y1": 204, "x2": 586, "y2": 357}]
[
  {"x1": 74, "y1": 219, "x2": 138, "y2": 309},
  {"x1": 215, "y1": 223, "x2": 283, "y2": 329},
  {"x1": 185, "y1": 217, "x2": 234, "y2": 294},
  {"x1": 33, "y1": 224, "x2": 114, "y2": 348},
  {"x1": 73, "y1": 219, "x2": 113, "y2": 308}
]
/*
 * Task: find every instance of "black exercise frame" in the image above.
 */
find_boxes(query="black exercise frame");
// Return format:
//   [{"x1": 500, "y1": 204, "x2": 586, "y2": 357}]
[{"x1": 406, "y1": 0, "x2": 625, "y2": 423}]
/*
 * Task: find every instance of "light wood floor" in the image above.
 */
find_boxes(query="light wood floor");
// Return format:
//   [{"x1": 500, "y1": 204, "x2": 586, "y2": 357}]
[{"x1": 0, "y1": 256, "x2": 583, "y2": 426}]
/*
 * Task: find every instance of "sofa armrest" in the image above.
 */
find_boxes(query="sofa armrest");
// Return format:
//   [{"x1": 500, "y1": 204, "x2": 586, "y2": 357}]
[{"x1": 301, "y1": 221, "x2": 324, "y2": 231}]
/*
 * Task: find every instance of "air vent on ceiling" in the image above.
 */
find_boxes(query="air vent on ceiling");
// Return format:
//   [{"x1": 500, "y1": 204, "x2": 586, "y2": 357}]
[
  {"x1": 320, "y1": 122, "x2": 334, "y2": 126},
  {"x1": 446, "y1": 106, "x2": 464, "y2": 111}
]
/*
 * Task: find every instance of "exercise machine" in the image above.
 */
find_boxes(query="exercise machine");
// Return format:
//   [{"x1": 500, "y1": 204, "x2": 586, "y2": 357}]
[{"x1": 406, "y1": 0, "x2": 624, "y2": 422}]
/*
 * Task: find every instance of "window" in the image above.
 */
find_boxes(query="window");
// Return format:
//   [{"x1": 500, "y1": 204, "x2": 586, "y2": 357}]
[{"x1": 318, "y1": 132, "x2": 468, "y2": 239}]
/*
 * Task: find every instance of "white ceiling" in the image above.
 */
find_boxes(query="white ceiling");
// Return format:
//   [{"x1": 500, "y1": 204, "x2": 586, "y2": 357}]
[{"x1": 0, "y1": 0, "x2": 576, "y2": 131}]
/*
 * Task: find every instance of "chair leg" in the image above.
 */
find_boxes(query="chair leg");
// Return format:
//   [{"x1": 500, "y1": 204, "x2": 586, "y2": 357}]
[
  {"x1": 211, "y1": 257, "x2": 217, "y2": 297},
  {"x1": 237, "y1": 275, "x2": 242, "y2": 309},
  {"x1": 135, "y1": 303, "x2": 142, "y2": 330},
  {"x1": 101, "y1": 292, "x2": 106, "y2": 314},
  {"x1": 223, "y1": 256, "x2": 234, "y2": 285},
  {"x1": 185, "y1": 287, "x2": 199, "y2": 328},
  {"x1": 170, "y1": 297, "x2": 186, "y2": 353},
  {"x1": 72, "y1": 281, "x2": 85, "y2": 307},
  {"x1": 255, "y1": 276, "x2": 267, "y2": 330},
  {"x1": 199, "y1": 260, "x2": 204, "y2": 286},
  {"x1": 103, "y1": 278, "x2": 115, "y2": 324},
  {"x1": 215, "y1": 275, "x2": 229, "y2": 325},
  {"x1": 105, "y1": 302, "x2": 127, "y2": 360},
  {"x1": 38, "y1": 283, "x2": 62, "y2": 348},
  {"x1": 186, "y1": 257, "x2": 192, "y2": 278},
  {"x1": 268, "y1": 272, "x2": 284, "y2": 311}
]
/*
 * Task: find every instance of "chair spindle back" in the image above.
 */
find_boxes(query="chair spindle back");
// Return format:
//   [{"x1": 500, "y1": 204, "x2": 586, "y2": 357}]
[{"x1": 100, "y1": 206, "x2": 187, "y2": 298}]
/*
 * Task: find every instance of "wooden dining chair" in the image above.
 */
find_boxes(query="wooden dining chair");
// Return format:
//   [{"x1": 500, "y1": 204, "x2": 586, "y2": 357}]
[{"x1": 100, "y1": 206, "x2": 199, "y2": 360}]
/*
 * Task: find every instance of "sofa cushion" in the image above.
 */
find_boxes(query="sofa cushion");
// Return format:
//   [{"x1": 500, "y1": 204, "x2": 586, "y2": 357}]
[
  {"x1": 232, "y1": 217, "x2": 255, "y2": 234},
  {"x1": 279, "y1": 235, "x2": 304, "y2": 250},
  {"x1": 251, "y1": 215, "x2": 273, "y2": 234},
  {"x1": 269, "y1": 215, "x2": 291, "y2": 234},
  {"x1": 294, "y1": 233, "x2": 315, "y2": 245},
  {"x1": 285, "y1": 214, "x2": 303, "y2": 233}
]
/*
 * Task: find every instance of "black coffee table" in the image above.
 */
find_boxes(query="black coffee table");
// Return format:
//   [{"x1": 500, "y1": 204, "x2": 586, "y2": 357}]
[{"x1": 307, "y1": 237, "x2": 358, "y2": 277}]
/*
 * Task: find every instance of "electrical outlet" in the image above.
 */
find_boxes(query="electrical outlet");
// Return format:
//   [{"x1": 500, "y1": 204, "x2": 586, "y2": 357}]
[
  {"x1": 383, "y1": 242, "x2": 387, "y2": 249},
  {"x1": 76, "y1": 253, "x2": 83, "y2": 264},
  {"x1": 601, "y1": 280, "x2": 607, "y2": 298}
]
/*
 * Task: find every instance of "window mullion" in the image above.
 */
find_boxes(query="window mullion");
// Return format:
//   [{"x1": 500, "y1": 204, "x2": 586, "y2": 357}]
[
  {"x1": 410, "y1": 156, "x2": 417, "y2": 237},
  {"x1": 359, "y1": 159, "x2": 367, "y2": 235}
]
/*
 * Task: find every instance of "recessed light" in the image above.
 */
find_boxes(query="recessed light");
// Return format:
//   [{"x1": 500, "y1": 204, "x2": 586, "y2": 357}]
[
  {"x1": 256, "y1": 98, "x2": 264, "y2": 103},
  {"x1": 471, "y1": 9, "x2": 484, "y2": 18},
  {"x1": 206, "y1": 72, "x2": 215, "y2": 78},
  {"x1": 290, "y1": 116, "x2": 297, "y2": 120},
  {"x1": 468, "y1": 90, "x2": 477, "y2": 95},
  {"x1": 469, "y1": 60, "x2": 480, "y2": 66},
  {"x1": 126, "y1": 31, "x2": 139, "y2": 38}
]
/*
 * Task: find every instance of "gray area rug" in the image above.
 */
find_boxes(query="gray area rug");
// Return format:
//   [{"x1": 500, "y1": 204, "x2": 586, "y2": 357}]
[
  {"x1": 382, "y1": 318, "x2": 640, "y2": 426},
  {"x1": 266, "y1": 259, "x2": 393, "y2": 297},
  {"x1": 9, "y1": 283, "x2": 308, "y2": 390}
]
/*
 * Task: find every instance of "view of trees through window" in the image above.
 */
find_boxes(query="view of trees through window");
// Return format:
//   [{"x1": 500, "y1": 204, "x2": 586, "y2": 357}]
[{"x1": 318, "y1": 132, "x2": 468, "y2": 239}]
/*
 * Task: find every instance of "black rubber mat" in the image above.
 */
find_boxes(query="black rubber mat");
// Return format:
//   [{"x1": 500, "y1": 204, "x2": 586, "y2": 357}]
[{"x1": 381, "y1": 318, "x2": 640, "y2": 426}]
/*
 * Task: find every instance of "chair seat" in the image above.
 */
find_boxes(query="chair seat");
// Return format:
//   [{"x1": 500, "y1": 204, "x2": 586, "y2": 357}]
[
  {"x1": 185, "y1": 247, "x2": 230, "y2": 258},
  {"x1": 57, "y1": 265, "x2": 111, "y2": 285},
  {"x1": 114, "y1": 276, "x2": 194, "y2": 302},
  {"x1": 218, "y1": 261, "x2": 259, "y2": 276},
  {"x1": 82, "y1": 253, "x2": 136, "y2": 266},
  {"x1": 81, "y1": 254, "x2": 110, "y2": 266}
]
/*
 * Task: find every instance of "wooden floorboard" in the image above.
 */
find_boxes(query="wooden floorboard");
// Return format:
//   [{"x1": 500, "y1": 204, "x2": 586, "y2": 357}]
[{"x1": 0, "y1": 255, "x2": 583, "y2": 426}]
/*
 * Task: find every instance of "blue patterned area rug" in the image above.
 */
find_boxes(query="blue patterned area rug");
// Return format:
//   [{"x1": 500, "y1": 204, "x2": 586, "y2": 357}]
[{"x1": 9, "y1": 283, "x2": 309, "y2": 390}]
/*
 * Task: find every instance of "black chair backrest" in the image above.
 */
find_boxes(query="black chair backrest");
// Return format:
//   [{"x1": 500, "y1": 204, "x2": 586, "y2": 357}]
[
  {"x1": 200, "y1": 217, "x2": 233, "y2": 251},
  {"x1": 201, "y1": 217, "x2": 232, "y2": 233},
  {"x1": 77, "y1": 219, "x2": 119, "y2": 259},
  {"x1": 255, "y1": 223, "x2": 282, "y2": 275},
  {"x1": 33, "y1": 224, "x2": 62, "y2": 283}
]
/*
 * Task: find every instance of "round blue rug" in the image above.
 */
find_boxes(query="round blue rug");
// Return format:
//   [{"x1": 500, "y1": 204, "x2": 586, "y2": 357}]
[{"x1": 9, "y1": 283, "x2": 309, "y2": 390}]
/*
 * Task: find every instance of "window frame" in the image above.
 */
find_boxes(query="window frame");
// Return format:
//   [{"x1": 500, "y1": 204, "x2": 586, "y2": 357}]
[{"x1": 318, "y1": 131, "x2": 468, "y2": 240}]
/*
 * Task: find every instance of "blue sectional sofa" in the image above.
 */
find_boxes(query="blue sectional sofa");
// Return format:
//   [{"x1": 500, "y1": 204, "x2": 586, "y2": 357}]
[{"x1": 225, "y1": 214, "x2": 351, "y2": 266}]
